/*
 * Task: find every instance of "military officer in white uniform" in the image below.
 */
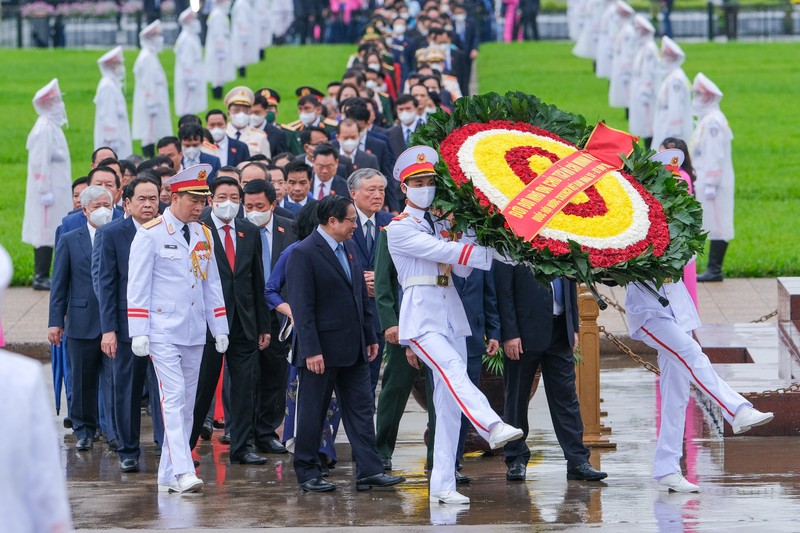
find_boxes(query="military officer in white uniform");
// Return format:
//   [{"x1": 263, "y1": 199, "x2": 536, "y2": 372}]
[
  {"x1": 625, "y1": 154, "x2": 773, "y2": 493},
  {"x1": 385, "y1": 147, "x2": 522, "y2": 505},
  {"x1": 127, "y1": 164, "x2": 229, "y2": 494},
  {"x1": 224, "y1": 86, "x2": 271, "y2": 158}
]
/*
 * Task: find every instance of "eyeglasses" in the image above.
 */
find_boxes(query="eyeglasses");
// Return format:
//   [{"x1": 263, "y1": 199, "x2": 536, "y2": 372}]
[{"x1": 342, "y1": 216, "x2": 358, "y2": 223}]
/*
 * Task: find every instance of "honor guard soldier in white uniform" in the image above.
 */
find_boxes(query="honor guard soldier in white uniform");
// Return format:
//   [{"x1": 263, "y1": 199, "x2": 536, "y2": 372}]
[
  {"x1": 625, "y1": 151, "x2": 773, "y2": 494},
  {"x1": 225, "y1": 86, "x2": 271, "y2": 158},
  {"x1": 386, "y1": 147, "x2": 522, "y2": 505},
  {"x1": 127, "y1": 164, "x2": 230, "y2": 494}
]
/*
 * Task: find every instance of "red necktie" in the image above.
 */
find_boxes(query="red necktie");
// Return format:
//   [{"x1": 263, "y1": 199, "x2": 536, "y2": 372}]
[
  {"x1": 222, "y1": 225, "x2": 235, "y2": 270},
  {"x1": 318, "y1": 182, "x2": 326, "y2": 200}
]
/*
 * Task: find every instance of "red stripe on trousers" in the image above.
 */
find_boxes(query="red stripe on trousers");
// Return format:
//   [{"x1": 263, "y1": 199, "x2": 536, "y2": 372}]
[
  {"x1": 641, "y1": 326, "x2": 735, "y2": 418},
  {"x1": 410, "y1": 338, "x2": 489, "y2": 433}
]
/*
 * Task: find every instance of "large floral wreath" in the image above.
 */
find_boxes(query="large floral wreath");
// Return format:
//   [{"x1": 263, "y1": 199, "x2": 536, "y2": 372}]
[{"x1": 413, "y1": 91, "x2": 705, "y2": 294}]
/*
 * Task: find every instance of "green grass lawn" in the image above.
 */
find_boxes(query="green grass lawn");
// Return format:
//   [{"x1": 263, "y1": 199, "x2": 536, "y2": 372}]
[{"x1": 1, "y1": 41, "x2": 799, "y2": 284}]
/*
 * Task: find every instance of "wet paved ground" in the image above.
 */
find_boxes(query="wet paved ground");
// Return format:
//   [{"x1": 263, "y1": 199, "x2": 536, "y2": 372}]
[{"x1": 51, "y1": 353, "x2": 800, "y2": 531}]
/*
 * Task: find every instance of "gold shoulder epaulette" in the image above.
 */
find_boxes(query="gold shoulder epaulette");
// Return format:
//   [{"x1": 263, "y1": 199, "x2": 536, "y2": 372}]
[
  {"x1": 282, "y1": 120, "x2": 302, "y2": 131},
  {"x1": 143, "y1": 216, "x2": 163, "y2": 229},
  {"x1": 323, "y1": 118, "x2": 339, "y2": 128},
  {"x1": 202, "y1": 140, "x2": 217, "y2": 150},
  {"x1": 376, "y1": 90, "x2": 389, "y2": 98},
  {"x1": 391, "y1": 213, "x2": 409, "y2": 221}
]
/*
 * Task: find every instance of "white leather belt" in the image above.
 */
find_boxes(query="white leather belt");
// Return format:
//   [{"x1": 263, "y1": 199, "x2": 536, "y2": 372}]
[{"x1": 402, "y1": 275, "x2": 452, "y2": 289}]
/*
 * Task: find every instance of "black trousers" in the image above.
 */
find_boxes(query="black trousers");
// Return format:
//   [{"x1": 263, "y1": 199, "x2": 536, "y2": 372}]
[
  {"x1": 67, "y1": 336, "x2": 104, "y2": 440},
  {"x1": 190, "y1": 319, "x2": 258, "y2": 457},
  {"x1": 502, "y1": 315, "x2": 590, "y2": 468},
  {"x1": 252, "y1": 341, "x2": 289, "y2": 445},
  {"x1": 293, "y1": 357, "x2": 383, "y2": 483},
  {"x1": 113, "y1": 340, "x2": 163, "y2": 460}
]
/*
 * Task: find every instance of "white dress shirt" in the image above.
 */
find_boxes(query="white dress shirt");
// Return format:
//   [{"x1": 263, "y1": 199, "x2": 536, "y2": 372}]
[
  {"x1": 211, "y1": 211, "x2": 236, "y2": 253},
  {"x1": 357, "y1": 207, "x2": 377, "y2": 242},
  {"x1": 313, "y1": 176, "x2": 333, "y2": 199},
  {"x1": 87, "y1": 222, "x2": 97, "y2": 246},
  {"x1": 217, "y1": 135, "x2": 229, "y2": 167}
]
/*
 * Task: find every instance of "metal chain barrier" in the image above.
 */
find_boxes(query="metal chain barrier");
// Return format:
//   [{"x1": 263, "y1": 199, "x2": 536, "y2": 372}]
[
  {"x1": 599, "y1": 326, "x2": 661, "y2": 376},
  {"x1": 750, "y1": 310, "x2": 778, "y2": 323}
]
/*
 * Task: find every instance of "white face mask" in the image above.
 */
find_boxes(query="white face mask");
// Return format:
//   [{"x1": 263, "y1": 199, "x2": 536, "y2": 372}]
[
  {"x1": 394, "y1": 25, "x2": 406, "y2": 36},
  {"x1": 89, "y1": 206, "x2": 113, "y2": 227},
  {"x1": 405, "y1": 185, "x2": 436, "y2": 209},
  {"x1": 454, "y1": 13, "x2": 467, "y2": 22},
  {"x1": 299, "y1": 111, "x2": 317, "y2": 126},
  {"x1": 340, "y1": 138, "x2": 359, "y2": 153},
  {"x1": 210, "y1": 127, "x2": 226, "y2": 142},
  {"x1": 398, "y1": 110, "x2": 417, "y2": 126},
  {"x1": 246, "y1": 209, "x2": 272, "y2": 227},
  {"x1": 366, "y1": 80, "x2": 378, "y2": 90},
  {"x1": 249, "y1": 114, "x2": 266, "y2": 128},
  {"x1": 431, "y1": 63, "x2": 444, "y2": 72},
  {"x1": 183, "y1": 146, "x2": 201, "y2": 161},
  {"x1": 213, "y1": 199, "x2": 239, "y2": 221},
  {"x1": 231, "y1": 112, "x2": 249, "y2": 129},
  {"x1": 367, "y1": 62, "x2": 381, "y2": 72}
]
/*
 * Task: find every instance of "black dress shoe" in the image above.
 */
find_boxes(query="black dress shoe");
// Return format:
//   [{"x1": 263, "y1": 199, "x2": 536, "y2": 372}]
[
  {"x1": 256, "y1": 438, "x2": 288, "y2": 454},
  {"x1": 193, "y1": 459, "x2": 200, "y2": 468},
  {"x1": 381, "y1": 457, "x2": 392, "y2": 471},
  {"x1": 231, "y1": 452, "x2": 268, "y2": 465},
  {"x1": 155, "y1": 447, "x2": 162, "y2": 457},
  {"x1": 321, "y1": 462, "x2": 330, "y2": 478},
  {"x1": 120, "y1": 458, "x2": 140, "y2": 472},
  {"x1": 63, "y1": 417, "x2": 72, "y2": 429},
  {"x1": 218, "y1": 434, "x2": 231, "y2": 445},
  {"x1": 356, "y1": 472, "x2": 406, "y2": 491},
  {"x1": 76, "y1": 438, "x2": 93, "y2": 451},
  {"x1": 107, "y1": 439, "x2": 120, "y2": 452},
  {"x1": 567, "y1": 462, "x2": 608, "y2": 481},
  {"x1": 212, "y1": 418, "x2": 225, "y2": 429},
  {"x1": 200, "y1": 422, "x2": 213, "y2": 441},
  {"x1": 300, "y1": 477, "x2": 337, "y2": 492},
  {"x1": 455, "y1": 470, "x2": 472, "y2": 484},
  {"x1": 507, "y1": 463, "x2": 527, "y2": 481}
]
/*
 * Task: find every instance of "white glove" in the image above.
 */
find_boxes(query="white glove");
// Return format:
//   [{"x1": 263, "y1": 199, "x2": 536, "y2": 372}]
[
  {"x1": 132, "y1": 336, "x2": 150, "y2": 357},
  {"x1": 492, "y1": 249, "x2": 517, "y2": 265},
  {"x1": 40, "y1": 192, "x2": 54, "y2": 207},
  {"x1": 215, "y1": 334, "x2": 229, "y2": 354},
  {"x1": 704, "y1": 186, "x2": 717, "y2": 200}
]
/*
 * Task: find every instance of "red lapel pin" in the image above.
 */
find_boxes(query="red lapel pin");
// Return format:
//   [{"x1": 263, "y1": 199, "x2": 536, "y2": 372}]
[
  {"x1": 277, "y1": 226, "x2": 285, "y2": 233},
  {"x1": 231, "y1": 147, "x2": 237, "y2": 153},
  {"x1": 237, "y1": 232, "x2": 244, "y2": 238}
]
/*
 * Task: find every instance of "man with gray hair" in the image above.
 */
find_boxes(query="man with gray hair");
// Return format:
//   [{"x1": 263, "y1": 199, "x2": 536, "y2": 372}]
[
  {"x1": 348, "y1": 168, "x2": 393, "y2": 394},
  {"x1": 49, "y1": 185, "x2": 115, "y2": 451}
]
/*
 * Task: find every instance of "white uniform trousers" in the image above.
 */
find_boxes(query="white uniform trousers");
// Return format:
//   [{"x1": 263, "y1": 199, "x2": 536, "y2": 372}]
[
  {"x1": 637, "y1": 318, "x2": 750, "y2": 479},
  {"x1": 150, "y1": 343, "x2": 204, "y2": 484},
  {"x1": 409, "y1": 327, "x2": 503, "y2": 493}
]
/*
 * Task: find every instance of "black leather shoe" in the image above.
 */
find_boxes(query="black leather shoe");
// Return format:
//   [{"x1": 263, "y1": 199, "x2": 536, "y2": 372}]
[
  {"x1": 63, "y1": 417, "x2": 72, "y2": 429},
  {"x1": 155, "y1": 447, "x2": 162, "y2": 457},
  {"x1": 455, "y1": 470, "x2": 472, "y2": 484},
  {"x1": 300, "y1": 477, "x2": 336, "y2": 492},
  {"x1": 193, "y1": 459, "x2": 200, "y2": 468},
  {"x1": 107, "y1": 439, "x2": 120, "y2": 452},
  {"x1": 76, "y1": 438, "x2": 93, "y2": 451},
  {"x1": 507, "y1": 463, "x2": 527, "y2": 481},
  {"x1": 120, "y1": 458, "x2": 140, "y2": 472},
  {"x1": 356, "y1": 473, "x2": 406, "y2": 491},
  {"x1": 567, "y1": 462, "x2": 608, "y2": 481},
  {"x1": 256, "y1": 437, "x2": 288, "y2": 454},
  {"x1": 231, "y1": 452, "x2": 268, "y2": 465},
  {"x1": 381, "y1": 457, "x2": 392, "y2": 471},
  {"x1": 218, "y1": 433, "x2": 231, "y2": 445},
  {"x1": 200, "y1": 422, "x2": 213, "y2": 441}
]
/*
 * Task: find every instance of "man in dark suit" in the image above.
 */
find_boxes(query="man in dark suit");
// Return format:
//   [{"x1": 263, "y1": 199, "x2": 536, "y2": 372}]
[
  {"x1": 334, "y1": 119, "x2": 380, "y2": 173},
  {"x1": 286, "y1": 195, "x2": 405, "y2": 493},
  {"x1": 93, "y1": 176, "x2": 164, "y2": 472},
  {"x1": 386, "y1": 95, "x2": 422, "y2": 158},
  {"x1": 451, "y1": 3, "x2": 481, "y2": 93},
  {"x1": 48, "y1": 185, "x2": 116, "y2": 451},
  {"x1": 344, "y1": 104, "x2": 399, "y2": 211},
  {"x1": 311, "y1": 144, "x2": 351, "y2": 201},
  {"x1": 347, "y1": 169, "x2": 394, "y2": 395},
  {"x1": 241, "y1": 179, "x2": 297, "y2": 454},
  {"x1": 251, "y1": 92, "x2": 289, "y2": 155},
  {"x1": 56, "y1": 166, "x2": 124, "y2": 245},
  {"x1": 494, "y1": 264, "x2": 607, "y2": 482},
  {"x1": 190, "y1": 176, "x2": 271, "y2": 465},
  {"x1": 178, "y1": 125, "x2": 221, "y2": 181},
  {"x1": 280, "y1": 160, "x2": 316, "y2": 215},
  {"x1": 299, "y1": 127, "x2": 352, "y2": 179},
  {"x1": 206, "y1": 109, "x2": 251, "y2": 167}
]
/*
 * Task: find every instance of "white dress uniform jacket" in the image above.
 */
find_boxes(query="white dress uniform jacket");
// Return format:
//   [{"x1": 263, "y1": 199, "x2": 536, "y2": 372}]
[
  {"x1": 256, "y1": 0, "x2": 274, "y2": 50},
  {"x1": 691, "y1": 93, "x2": 735, "y2": 241},
  {"x1": 650, "y1": 45, "x2": 693, "y2": 149},
  {"x1": 127, "y1": 207, "x2": 228, "y2": 345},
  {"x1": 386, "y1": 206, "x2": 493, "y2": 344},
  {"x1": 205, "y1": 0, "x2": 236, "y2": 88},
  {"x1": 625, "y1": 279, "x2": 701, "y2": 338},
  {"x1": 594, "y1": 1, "x2": 628, "y2": 79},
  {"x1": 132, "y1": 41, "x2": 172, "y2": 145},
  {"x1": 0, "y1": 350, "x2": 73, "y2": 533},
  {"x1": 627, "y1": 18, "x2": 658, "y2": 138},
  {"x1": 94, "y1": 58, "x2": 133, "y2": 158},
  {"x1": 608, "y1": 16, "x2": 636, "y2": 108},
  {"x1": 231, "y1": 0, "x2": 260, "y2": 68},
  {"x1": 226, "y1": 123, "x2": 271, "y2": 157},
  {"x1": 174, "y1": 18, "x2": 208, "y2": 116},
  {"x1": 22, "y1": 80, "x2": 72, "y2": 248}
]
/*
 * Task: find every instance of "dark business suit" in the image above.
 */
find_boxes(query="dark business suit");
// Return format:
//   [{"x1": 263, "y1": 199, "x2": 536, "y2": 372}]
[
  {"x1": 258, "y1": 123, "x2": 288, "y2": 156},
  {"x1": 93, "y1": 217, "x2": 164, "y2": 460},
  {"x1": 365, "y1": 133, "x2": 401, "y2": 212},
  {"x1": 56, "y1": 207, "x2": 123, "y2": 247},
  {"x1": 49, "y1": 225, "x2": 108, "y2": 441},
  {"x1": 252, "y1": 215, "x2": 297, "y2": 446},
  {"x1": 224, "y1": 136, "x2": 251, "y2": 167},
  {"x1": 351, "y1": 210, "x2": 394, "y2": 394},
  {"x1": 281, "y1": 197, "x2": 316, "y2": 216},
  {"x1": 286, "y1": 230, "x2": 382, "y2": 483},
  {"x1": 494, "y1": 263, "x2": 588, "y2": 468},
  {"x1": 189, "y1": 213, "x2": 270, "y2": 458}
]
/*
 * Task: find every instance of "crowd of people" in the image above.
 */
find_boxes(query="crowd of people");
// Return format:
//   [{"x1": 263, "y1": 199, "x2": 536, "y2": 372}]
[{"x1": 15, "y1": 0, "x2": 771, "y2": 521}]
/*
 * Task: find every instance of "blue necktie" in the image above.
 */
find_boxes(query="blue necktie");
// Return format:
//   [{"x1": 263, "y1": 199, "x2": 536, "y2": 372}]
[
  {"x1": 335, "y1": 243, "x2": 351, "y2": 282},
  {"x1": 364, "y1": 219, "x2": 374, "y2": 257},
  {"x1": 260, "y1": 227, "x2": 271, "y2": 281},
  {"x1": 552, "y1": 278, "x2": 565, "y2": 312}
]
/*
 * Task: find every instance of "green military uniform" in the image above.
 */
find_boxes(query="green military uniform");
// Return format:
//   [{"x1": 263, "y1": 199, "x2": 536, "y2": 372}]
[
  {"x1": 375, "y1": 90, "x2": 395, "y2": 125},
  {"x1": 280, "y1": 117, "x2": 339, "y2": 156}
]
